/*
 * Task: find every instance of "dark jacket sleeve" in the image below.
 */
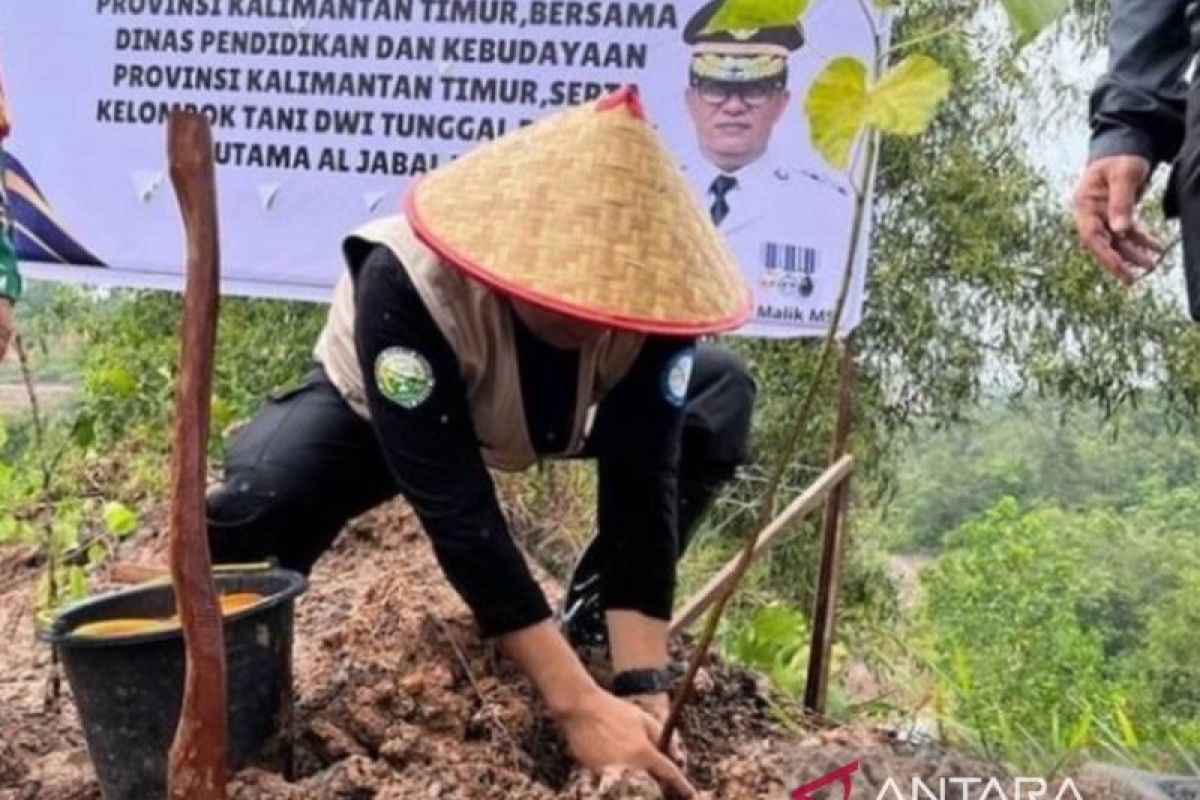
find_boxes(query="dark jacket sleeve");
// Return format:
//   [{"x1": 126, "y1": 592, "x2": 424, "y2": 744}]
[
  {"x1": 353, "y1": 245, "x2": 552, "y2": 638},
  {"x1": 1089, "y1": 0, "x2": 1190, "y2": 166},
  {"x1": 588, "y1": 337, "x2": 695, "y2": 621}
]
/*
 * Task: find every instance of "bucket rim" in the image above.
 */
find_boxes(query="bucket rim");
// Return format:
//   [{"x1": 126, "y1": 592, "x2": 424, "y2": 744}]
[{"x1": 38, "y1": 568, "x2": 308, "y2": 649}]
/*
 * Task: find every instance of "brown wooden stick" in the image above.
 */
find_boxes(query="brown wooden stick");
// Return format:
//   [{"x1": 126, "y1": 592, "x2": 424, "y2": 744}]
[
  {"x1": 166, "y1": 110, "x2": 228, "y2": 800},
  {"x1": 803, "y1": 340, "x2": 856, "y2": 713}
]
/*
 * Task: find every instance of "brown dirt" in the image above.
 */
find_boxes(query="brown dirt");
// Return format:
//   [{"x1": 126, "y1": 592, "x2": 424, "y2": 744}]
[
  {"x1": 0, "y1": 542, "x2": 97, "y2": 800},
  {"x1": 0, "y1": 500, "x2": 1136, "y2": 800}
]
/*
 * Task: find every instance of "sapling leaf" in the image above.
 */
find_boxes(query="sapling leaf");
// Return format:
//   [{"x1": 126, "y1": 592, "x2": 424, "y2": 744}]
[
  {"x1": 806, "y1": 57, "x2": 870, "y2": 169},
  {"x1": 702, "y1": 0, "x2": 809, "y2": 34},
  {"x1": 806, "y1": 54, "x2": 951, "y2": 169},
  {"x1": 866, "y1": 54, "x2": 952, "y2": 136},
  {"x1": 1000, "y1": 0, "x2": 1069, "y2": 47}
]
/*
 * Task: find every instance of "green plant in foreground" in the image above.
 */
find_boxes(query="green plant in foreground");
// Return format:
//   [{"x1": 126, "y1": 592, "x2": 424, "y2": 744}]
[
  {"x1": 2, "y1": 337, "x2": 140, "y2": 627},
  {"x1": 722, "y1": 602, "x2": 813, "y2": 696}
]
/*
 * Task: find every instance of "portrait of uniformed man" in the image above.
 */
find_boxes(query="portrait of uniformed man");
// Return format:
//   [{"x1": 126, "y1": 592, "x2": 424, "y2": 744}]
[{"x1": 681, "y1": 0, "x2": 853, "y2": 332}]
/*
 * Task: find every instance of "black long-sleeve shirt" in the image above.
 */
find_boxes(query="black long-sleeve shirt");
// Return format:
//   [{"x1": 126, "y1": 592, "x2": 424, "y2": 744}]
[
  {"x1": 1089, "y1": 0, "x2": 1197, "y2": 165},
  {"x1": 353, "y1": 244, "x2": 692, "y2": 637}
]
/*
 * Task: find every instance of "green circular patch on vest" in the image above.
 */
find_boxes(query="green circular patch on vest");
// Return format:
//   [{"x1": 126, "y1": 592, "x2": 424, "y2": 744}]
[{"x1": 375, "y1": 347, "x2": 434, "y2": 409}]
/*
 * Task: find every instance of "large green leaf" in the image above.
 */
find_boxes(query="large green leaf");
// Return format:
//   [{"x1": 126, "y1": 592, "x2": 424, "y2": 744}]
[
  {"x1": 805, "y1": 57, "x2": 869, "y2": 170},
  {"x1": 866, "y1": 54, "x2": 952, "y2": 136},
  {"x1": 1000, "y1": 0, "x2": 1069, "y2": 46},
  {"x1": 806, "y1": 54, "x2": 950, "y2": 169},
  {"x1": 702, "y1": 0, "x2": 809, "y2": 34},
  {"x1": 750, "y1": 603, "x2": 807, "y2": 655}
]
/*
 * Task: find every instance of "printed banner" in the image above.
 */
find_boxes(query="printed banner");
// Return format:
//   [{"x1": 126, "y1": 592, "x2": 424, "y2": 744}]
[{"x1": 2, "y1": 0, "x2": 880, "y2": 337}]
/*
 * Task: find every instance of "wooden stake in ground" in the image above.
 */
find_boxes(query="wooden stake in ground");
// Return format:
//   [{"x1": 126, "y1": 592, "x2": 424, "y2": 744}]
[
  {"x1": 804, "y1": 339, "x2": 856, "y2": 714},
  {"x1": 165, "y1": 110, "x2": 227, "y2": 800}
]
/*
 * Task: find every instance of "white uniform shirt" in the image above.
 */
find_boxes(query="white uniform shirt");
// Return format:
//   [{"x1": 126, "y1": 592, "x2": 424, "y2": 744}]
[{"x1": 683, "y1": 149, "x2": 864, "y2": 338}]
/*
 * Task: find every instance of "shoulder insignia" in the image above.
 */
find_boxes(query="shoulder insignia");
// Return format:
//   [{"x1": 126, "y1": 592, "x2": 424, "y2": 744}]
[{"x1": 777, "y1": 165, "x2": 850, "y2": 197}]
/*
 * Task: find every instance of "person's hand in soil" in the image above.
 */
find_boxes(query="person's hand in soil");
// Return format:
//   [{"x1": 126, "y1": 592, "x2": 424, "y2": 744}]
[
  {"x1": 607, "y1": 610, "x2": 689, "y2": 767},
  {"x1": 500, "y1": 620, "x2": 697, "y2": 798},
  {"x1": 560, "y1": 688, "x2": 695, "y2": 797},
  {"x1": 626, "y1": 693, "x2": 689, "y2": 768}
]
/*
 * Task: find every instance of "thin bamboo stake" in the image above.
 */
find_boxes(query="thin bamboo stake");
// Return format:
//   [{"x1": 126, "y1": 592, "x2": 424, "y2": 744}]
[{"x1": 669, "y1": 455, "x2": 855, "y2": 635}]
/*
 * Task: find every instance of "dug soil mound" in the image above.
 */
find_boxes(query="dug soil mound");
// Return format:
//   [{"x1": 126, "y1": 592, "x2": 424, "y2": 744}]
[{"x1": 0, "y1": 500, "x2": 1129, "y2": 799}]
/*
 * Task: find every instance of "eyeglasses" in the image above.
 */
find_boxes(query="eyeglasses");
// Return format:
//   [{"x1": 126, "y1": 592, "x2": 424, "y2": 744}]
[{"x1": 694, "y1": 83, "x2": 783, "y2": 108}]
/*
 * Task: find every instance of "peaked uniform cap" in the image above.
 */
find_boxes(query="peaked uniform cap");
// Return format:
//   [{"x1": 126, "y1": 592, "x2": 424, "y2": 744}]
[
  {"x1": 682, "y1": 0, "x2": 806, "y2": 53},
  {"x1": 683, "y1": 0, "x2": 805, "y2": 84},
  {"x1": 403, "y1": 87, "x2": 751, "y2": 335}
]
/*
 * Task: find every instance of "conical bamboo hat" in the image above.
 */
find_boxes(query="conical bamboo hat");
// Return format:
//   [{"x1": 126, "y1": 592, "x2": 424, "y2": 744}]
[{"x1": 403, "y1": 86, "x2": 751, "y2": 335}]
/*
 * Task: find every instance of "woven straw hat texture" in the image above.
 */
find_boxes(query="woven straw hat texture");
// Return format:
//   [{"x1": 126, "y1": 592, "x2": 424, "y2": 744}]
[{"x1": 405, "y1": 88, "x2": 751, "y2": 335}]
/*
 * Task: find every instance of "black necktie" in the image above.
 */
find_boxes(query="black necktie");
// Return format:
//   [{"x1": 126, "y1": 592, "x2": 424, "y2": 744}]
[{"x1": 709, "y1": 175, "x2": 738, "y2": 226}]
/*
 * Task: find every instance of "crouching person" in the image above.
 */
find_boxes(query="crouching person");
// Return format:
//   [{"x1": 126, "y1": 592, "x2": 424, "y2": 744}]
[{"x1": 205, "y1": 88, "x2": 756, "y2": 796}]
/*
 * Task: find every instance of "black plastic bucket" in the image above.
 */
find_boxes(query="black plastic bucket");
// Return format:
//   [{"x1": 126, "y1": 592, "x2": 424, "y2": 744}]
[{"x1": 40, "y1": 569, "x2": 307, "y2": 800}]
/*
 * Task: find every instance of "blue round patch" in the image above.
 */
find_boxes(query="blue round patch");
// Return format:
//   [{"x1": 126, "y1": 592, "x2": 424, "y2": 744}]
[{"x1": 661, "y1": 349, "x2": 695, "y2": 408}]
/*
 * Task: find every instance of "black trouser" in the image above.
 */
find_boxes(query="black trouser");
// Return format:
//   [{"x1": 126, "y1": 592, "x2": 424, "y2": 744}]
[
  {"x1": 206, "y1": 348, "x2": 755, "y2": 575},
  {"x1": 1174, "y1": 76, "x2": 1200, "y2": 320}
]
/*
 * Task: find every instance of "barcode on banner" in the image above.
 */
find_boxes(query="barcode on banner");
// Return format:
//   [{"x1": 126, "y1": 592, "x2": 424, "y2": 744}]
[{"x1": 764, "y1": 242, "x2": 818, "y2": 274}]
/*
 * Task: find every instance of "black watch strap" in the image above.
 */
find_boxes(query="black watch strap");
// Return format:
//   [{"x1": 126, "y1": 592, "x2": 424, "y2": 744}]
[{"x1": 611, "y1": 668, "x2": 673, "y2": 697}]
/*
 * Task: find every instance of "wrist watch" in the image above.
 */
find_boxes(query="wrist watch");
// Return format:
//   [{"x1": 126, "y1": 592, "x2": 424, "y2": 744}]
[{"x1": 611, "y1": 668, "x2": 673, "y2": 697}]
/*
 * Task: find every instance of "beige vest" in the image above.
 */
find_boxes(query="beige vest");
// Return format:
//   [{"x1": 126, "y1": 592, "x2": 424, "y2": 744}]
[{"x1": 314, "y1": 215, "x2": 645, "y2": 471}]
